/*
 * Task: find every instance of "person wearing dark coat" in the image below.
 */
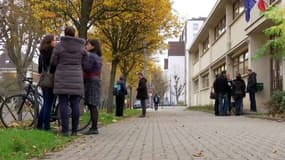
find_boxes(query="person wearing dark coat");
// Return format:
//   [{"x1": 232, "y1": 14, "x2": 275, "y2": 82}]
[
  {"x1": 247, "y1": 69, "x2": 257, "y2": 112},
  {"x1": 37, "y1": 35, "x2": 57, "y2": 130},
  {"x1": 213, "y1": 74, "x2": 219, "y2": 116},
  {"x1": 226, "y1": 74, "x2": 233, "y2": 114},
  {"x1": 213, "y1": 70, "x2": 229, "y2": 116},
  {"x1": 50, "y1": 26, "x2": 88, "y2": 136},
  {"x1": 153, "y1": 93, "x2": 160, "y2": 111},
  {"x1": 115, "y1": 76, "x2": 128, "y2": 117},
  {"x1": 136, "y1": 72, "x2": 148, "y2": 117},
  {"x1": 232, "y1": 74, "x2": 246, "y2": 115},
  {"x1": 83, "y1": 39, "x2": 103, "y2": 135}
]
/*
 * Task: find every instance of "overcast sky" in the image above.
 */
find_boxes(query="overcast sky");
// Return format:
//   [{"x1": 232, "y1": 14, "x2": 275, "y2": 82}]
[
  {"x1": 157, "y1": 0, "x2": 217, "y2": 66},
  {"x1": 171, "y1": 0, "x2": 217, "y2": 20}
]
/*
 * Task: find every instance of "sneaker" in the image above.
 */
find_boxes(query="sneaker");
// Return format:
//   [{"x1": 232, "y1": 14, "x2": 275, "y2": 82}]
[{"x1": 84, "y1": 128, "x2": 99, "y2": 135}]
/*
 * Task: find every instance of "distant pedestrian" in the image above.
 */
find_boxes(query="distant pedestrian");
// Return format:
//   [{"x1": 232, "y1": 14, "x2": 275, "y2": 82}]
[
  {"x1": 51, "y1": 26, "x2": 88, "y2": 136},
  {"x1": 213, "y1": 74, "x2": 219, "y2": 116},
  {"x1": 115, "y1": 76, "x2": 128, "y2": 117},
  {"x1": 232, "y1": 74, "x2": 246, "y2": 115},
  {"x1": 213, "y1": 71, "x2": 229, "y2": 116},
  {"x1": 247, "y1": 69, "x2": 257, "y2": 112},
  {"x1": 136, "y1": 72, "x2": 148, "y2": 117},
  {"x1": 37, "y1": 34, "x2": 57, "y2": 130},
  {"x1": 83, "y1": 39, "x2": 103, "y2": 135},
  {"x1": 226, "y1": 74, "x2": 233, "y2": 115},
  {"x1": 153, "y1": 93, "x2": 160, "y2": 111}
]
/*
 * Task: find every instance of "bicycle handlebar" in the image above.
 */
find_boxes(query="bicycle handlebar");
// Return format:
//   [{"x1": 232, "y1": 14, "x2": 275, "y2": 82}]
[{"x1": 23, "y1": 77, "x2": 33, "y2": 83}]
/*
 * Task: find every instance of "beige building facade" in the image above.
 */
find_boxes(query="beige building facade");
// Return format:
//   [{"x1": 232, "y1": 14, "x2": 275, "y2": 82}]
[{"x1": 188, "y1": 0, "x2": 284, "y2": 111}]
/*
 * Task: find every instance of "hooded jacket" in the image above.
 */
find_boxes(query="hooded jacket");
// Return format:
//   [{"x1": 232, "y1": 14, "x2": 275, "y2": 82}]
[{"x1": 51, "y1": 36, "x2": 88, "y2": 96}]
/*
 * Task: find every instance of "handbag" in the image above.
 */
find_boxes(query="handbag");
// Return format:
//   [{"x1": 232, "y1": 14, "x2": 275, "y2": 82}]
[
  {"x1": 38, "y1": 60, "x2": 54, "y2": 88},
  {"x1": 210, "y1": 87, "x2": 216, "y2": 99}
]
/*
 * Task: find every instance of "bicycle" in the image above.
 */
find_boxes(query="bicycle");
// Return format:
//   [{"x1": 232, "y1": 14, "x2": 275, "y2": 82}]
[
  {"x1": 0, "y1": 77, "x2": 43, "y2": 128},
  {"x1": 49, "y1": 96, "x2": 91, "y2": 132},
  {"x1": 0, "y1": 77, "x2": 91, "y2": 131}
]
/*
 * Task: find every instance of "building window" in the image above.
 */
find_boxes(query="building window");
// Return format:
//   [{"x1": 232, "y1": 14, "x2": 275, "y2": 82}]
[
  {"x1": 233, "y1": 50, "x2": 248, "y2": 77},
  {"x1": 202, "y1": 74, "x2": 209, "y2": 88},
  {"x1": 233, "y1": 0, "x2": 244, "y2": 19},
  {"x1": 213, "y1": 64, "x2": 226, "y2": 76},
  {"x1": 193, "y1": 23, "x2": 199, "y2": 30},
  {"x1": 194, "y1": 79, "x2": 199, "y2": 92},
  {"x1": 202, "y1": 37, "x2": 209, "y2": 53},
  {"x1": 214, "y1": 16, "x2": 226, "y2": 40},
  {"x1": 193, "y1": 50, "x2": 199, "y2": 64}
]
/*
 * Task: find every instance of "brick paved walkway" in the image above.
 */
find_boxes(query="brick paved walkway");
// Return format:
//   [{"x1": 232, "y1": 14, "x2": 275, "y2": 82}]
[{"x1": 41, "y1": 107, "x2": 285, "y2": 160}]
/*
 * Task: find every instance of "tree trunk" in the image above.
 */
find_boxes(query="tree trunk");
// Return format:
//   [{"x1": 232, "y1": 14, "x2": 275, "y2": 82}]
[
  {"x1": 106, "y1": 61, "x2": 118, "y2": 113},
  {"x1": 16, "y1": 68, "x2": 27, "y2": 93}
]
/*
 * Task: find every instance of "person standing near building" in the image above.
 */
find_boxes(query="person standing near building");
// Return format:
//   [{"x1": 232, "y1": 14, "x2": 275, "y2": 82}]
[
  {"x1": 226, "y1": 74, "x2": 233, "y2": 115},
  {"x1": 232, "y1": 74, "x2": 246, "y2": 115},
  {"x1": 51, "y1": 26, "x2": 87, "y2": 136},
  {"x1": 213, "y1": 71, "x2": 229, "y2": 116},
  {"x1": 37, "y1": 35, "x2": 57, "y2": 130},
  {"x1": 83, "y1": 39, "x2": 103, "y2": 135},
  {"x1": 115, "y1": 76, "x2": 128, "y2": 117},
  {"x1": 153, "y1": 93, "x2": 160, "y2": 111},
  {"x1": 136, "y1": 72, "x2": 148, "y2": 117},
  {"x1": 247, "y1": 69, "x2": 257, "y2": 112}
]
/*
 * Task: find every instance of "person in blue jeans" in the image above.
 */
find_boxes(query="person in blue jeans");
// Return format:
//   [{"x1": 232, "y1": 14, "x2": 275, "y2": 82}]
[
  {"x1": 136, "y1": 72, "x2": 148, "y2": 117},
  {"x1": 213, "y1": 71, "x2": 229, "y2": 116},
  {"x1": 37, "y1": 35, "x2": 57, "y2": 130}
]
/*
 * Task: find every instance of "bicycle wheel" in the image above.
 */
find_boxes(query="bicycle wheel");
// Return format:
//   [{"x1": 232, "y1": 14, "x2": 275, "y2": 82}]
[
  {"x1": 0, "y1": 95, "x2": 36, "y2": 128},
  {"x1": 54, "y1": 97, "x2": 91, "y2": 132},
  {"x1": 77, "y1": 99, "x2": 91, "y2": 131}
]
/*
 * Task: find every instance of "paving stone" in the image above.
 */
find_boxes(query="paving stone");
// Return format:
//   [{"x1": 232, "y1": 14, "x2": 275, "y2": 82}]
[{"x1": 37, "y1": 107, "x2": 285, "y2": 160}]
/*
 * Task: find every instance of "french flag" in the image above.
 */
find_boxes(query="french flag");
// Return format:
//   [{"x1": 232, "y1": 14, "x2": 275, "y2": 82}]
[{"x1": 258, "y1": 0, "x2": 267, "y2": 12}]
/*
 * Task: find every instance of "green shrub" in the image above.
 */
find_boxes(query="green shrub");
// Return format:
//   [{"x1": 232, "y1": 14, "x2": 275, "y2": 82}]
[{"x1": 268, "y1": 91, "x2": 285, "y2": 116}]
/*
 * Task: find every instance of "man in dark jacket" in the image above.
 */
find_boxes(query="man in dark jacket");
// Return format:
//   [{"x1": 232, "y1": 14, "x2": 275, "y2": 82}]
[
  {"x1": 115, "y1": 76, "x2": 128, "y2": 117},
  {"x1": 247, "y1": 69, "x2": 257, "y2": 112},
  {"x1": 213, "y1": 71, "x2": 229, "y2": 116},
  {"x1": 232, "y1": 74, "x2": 246, "y2": 115},
  {"x1": 153, "y1": 93, "x2": 160, "y2": 111},
  {"x1": 136, "y1": 72, "x2": 148, "y2": 117}
]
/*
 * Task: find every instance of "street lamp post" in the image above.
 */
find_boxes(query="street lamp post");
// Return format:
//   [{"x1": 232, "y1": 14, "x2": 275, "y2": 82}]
[{"x1": 143, "y1": 40, "x2": 147, "y2": 77}]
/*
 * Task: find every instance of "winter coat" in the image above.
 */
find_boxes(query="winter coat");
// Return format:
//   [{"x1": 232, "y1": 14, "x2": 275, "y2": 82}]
[
  {"x1": 247, "y1": 72, "x2": 257, "y2": 93},
  {"x1": 38, "y1": 47, "x2": 56, "y2": 74},
  {"x1": 213, "y1": 74, "x2": 229, "y2": 94},
  {"x1": 232, "y1": 78, "x2": 246, "y2": 100},
  {"x1": 136, "y1": 77, "x2": 148, "y2": 100},
  {"x1": 50, "y1": 36, "x2": 88, "y2": 96},
  {"x1": 83, "y1": 51, "x2": 103, "y2": 80}
]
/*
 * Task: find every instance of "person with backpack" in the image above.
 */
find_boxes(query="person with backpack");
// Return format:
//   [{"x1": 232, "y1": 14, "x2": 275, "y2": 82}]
[
  {"x1": 232, "y1": 73, "x2": 246, "y2": 115},
  {"x1": 153, "y1": 93, "x2": 160, "y2": 111},
  {"x1": 115, "y1": 76, "x2": 128, "y2": 117},
  {"x1": 83, "y1": 39, "x2": 103, "y2": 135}
]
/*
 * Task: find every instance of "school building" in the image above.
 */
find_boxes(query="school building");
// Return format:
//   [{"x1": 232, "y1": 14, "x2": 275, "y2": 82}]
[{"x1": 188, "y1": 0, "x2": 284, "y2": 111}]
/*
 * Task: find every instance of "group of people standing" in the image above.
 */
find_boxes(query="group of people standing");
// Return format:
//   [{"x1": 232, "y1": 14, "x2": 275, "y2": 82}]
[
  {"x1": 213, "y1": 69, "x2": 257, "y2": 116},
  {"x1": 37, "y1": 26, "x2": 102, "y2": 136},
  {"x1": 37, "y1": 26, "x2": 151, "y2": 136}
]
